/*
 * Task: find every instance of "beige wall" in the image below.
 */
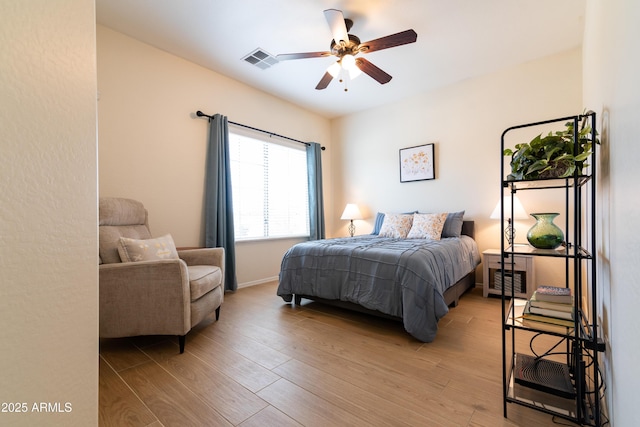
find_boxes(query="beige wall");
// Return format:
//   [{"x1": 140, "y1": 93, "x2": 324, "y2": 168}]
[
  {"x1": 0, "y1": 1, "x2": 98, "y2": 426},
  {"x1": 331, "y1": 49, "x2": 583, "y2": 284},
  {"x1": 583, "y1": 0, "x2": 640, "y2": 424},
  {"x1": 97, "y1": 25, "x2": 333, "y2": 286}
]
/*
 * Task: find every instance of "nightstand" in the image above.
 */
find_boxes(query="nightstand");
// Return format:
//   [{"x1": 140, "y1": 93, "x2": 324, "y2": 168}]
[{"x1": 483, "y1": 248, "x2": 536, "y2": 299}]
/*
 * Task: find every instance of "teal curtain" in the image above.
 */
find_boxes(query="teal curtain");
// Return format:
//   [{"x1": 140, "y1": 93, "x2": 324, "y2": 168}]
[
  {"x1": 204, "y1": 114, "x2": 237, "y2": 291},
  {"x1": 306, "y1": 142, "x2": 325, "y2": 240}
]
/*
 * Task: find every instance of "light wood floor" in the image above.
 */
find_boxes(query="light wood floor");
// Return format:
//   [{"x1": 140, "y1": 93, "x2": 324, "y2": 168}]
[{"x1": 99, "y1": 282, "x2": 564, "y2": 426}]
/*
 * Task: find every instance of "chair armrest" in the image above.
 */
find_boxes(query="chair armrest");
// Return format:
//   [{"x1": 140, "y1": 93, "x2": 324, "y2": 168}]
[
  {"x1": 99, "y1": 259, "x2": 191, "y2": 338},
  {"x1": 178, "y1": 247, "x2": 224, "y2": 269},
  {"x1": 179, "y1": 248, "x2": 225, "y2": 292}
]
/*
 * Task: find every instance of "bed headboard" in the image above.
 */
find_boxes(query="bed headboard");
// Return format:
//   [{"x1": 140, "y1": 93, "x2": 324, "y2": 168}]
[{"x1": 461, "y1": 221, "x2": 474, "y2": 239}]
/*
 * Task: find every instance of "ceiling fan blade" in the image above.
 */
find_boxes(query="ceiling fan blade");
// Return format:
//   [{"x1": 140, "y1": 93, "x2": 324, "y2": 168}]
[
  {"x1": 324, "y1": 9, "x2": 349, "y2": 45},
  {"x1": 315, "y1": 72, "x2": 334, "y2": 90},
  {"x1": 355, "y1": 57, "x2": 392, "y2": 84},
  {"x1": 277, "y1": 51, "x2": 331, "y2": 61},
  {"x1": 359, "y1": 29, "x2": 417, "y2": 54}
]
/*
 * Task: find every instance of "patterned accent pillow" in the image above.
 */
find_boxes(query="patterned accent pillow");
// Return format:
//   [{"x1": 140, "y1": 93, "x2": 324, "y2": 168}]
[
  {"x1": 406, "y1": 213, "x2": 448, "y2": 240},
  {"x1": 371, "y1": 211, "x2": 419, "y2": 235},
  {"x1": 378, "y1": 214, "x2": 414, "y2": 238},
  {"x1": 117, "y1": 234, "x2": 179, "y2": 262}
]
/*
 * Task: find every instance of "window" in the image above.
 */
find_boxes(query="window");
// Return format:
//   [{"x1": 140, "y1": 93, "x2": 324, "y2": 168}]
[{"x1": 229, "y1": 125, "x2": 309, "y2": 240}]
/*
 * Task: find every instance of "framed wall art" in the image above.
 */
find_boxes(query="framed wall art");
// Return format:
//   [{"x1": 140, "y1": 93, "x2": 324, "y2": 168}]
[{"x1": 399, "y1": 143, "x2": 435, "y2": 182}]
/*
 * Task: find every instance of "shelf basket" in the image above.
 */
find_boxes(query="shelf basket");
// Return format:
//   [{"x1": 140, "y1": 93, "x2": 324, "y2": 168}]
[{"x1": 494, "y1": 271, "x2": 525, "y2": 293}]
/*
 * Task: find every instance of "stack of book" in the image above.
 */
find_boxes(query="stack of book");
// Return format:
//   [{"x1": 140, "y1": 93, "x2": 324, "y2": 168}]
[{"x1": 522, "y1": 285, "x2": 575, "y2": 329}]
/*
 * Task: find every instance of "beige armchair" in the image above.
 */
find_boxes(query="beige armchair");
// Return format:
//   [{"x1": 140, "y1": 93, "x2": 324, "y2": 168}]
[{"x1": 98, "y1": 197, "x2": 224, "y2": 353}]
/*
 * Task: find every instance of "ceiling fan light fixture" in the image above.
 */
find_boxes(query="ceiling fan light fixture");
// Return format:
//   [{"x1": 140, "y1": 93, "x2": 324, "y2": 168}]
[
  {"x1": 348, "y1": 65, "x2": 362, "y2": 79},
  {"x1": 341, "y1": 54, "x2": 356, "y2": 70},
  {"x1": 341, "y1": 54, "x2": 361, "y2": 80},
  {"x1": 327, "y1": 61, "x2": 342, "y2": 78}
]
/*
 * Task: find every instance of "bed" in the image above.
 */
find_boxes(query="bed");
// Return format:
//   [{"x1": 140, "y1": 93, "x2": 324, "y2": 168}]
[{"x1": 277, "y1": 219, "x2": 480, "y2": 342}]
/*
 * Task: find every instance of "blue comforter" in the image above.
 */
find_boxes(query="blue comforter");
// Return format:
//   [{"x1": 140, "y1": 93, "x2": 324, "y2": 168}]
[{"x1": 277, "y1": 235, "x2": 480, "y2": 342}]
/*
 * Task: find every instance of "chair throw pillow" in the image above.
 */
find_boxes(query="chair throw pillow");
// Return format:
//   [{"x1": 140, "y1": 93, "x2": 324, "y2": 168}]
[
  {"x1": 117, "y1": 234, "x2": 179, "y2": 262},
  {"x1": 406, "y1": 213, "x2": 448, "y2": 240}
]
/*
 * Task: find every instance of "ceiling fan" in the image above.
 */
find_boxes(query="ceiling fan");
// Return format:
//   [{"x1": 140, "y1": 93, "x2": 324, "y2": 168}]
[{"x1": 277, "y1": 9, "x2": 417, "y2": 90}]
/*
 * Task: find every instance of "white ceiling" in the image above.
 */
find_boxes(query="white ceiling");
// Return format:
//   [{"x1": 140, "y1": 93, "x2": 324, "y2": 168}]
[{"x1": 96, "y1": 0, "x2": 586, "y2": 119}]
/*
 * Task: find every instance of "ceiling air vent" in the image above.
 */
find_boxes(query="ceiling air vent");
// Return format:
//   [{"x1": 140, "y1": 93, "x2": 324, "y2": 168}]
[{"x1": 242, "y1": 48, "x2": 279, "y2": 70}]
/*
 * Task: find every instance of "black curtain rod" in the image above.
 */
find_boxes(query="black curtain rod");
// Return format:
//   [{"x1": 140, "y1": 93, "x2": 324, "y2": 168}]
[{"x1": 196, "y1": 111, "x2": 325, "y2": 150}]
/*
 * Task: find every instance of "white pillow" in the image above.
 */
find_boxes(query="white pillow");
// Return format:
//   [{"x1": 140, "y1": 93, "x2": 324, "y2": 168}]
[
  {"x1": 406, "y1": 213, "x2": 448, "y2": 240},
  {"x1": 378, "y1": 214, "x2": 414, "y2": 238},
  {"x1": 117, "y1": 233, "x2": 179, "y2": 262}
]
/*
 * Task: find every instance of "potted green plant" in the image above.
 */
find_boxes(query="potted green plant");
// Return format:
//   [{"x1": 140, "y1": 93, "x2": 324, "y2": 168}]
[{"x1": 504, "y1": 116, "x2": 599, "y2": 181}]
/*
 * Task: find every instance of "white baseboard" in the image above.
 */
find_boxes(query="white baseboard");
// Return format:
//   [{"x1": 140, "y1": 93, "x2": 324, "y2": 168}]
[{"x1": 237, "y1": 276, "x2": 279, "y2": 289}]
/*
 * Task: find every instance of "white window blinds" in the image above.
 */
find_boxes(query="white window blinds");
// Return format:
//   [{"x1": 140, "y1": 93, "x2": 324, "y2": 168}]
[{"x1": 229, "y1": 125, "x2": 310, "y2": 240}]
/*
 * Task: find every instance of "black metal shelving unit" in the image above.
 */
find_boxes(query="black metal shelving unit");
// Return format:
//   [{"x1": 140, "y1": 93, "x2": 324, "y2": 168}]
[{"x1": 500, "y1": 112, "x2": 604, "y2": 426}]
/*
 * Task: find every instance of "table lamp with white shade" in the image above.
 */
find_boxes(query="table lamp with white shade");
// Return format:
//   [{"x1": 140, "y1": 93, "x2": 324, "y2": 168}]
[
  {"x1": 490, "y1": 195, "x2": 528, "y2": 246},
  {"x1": 340, "y1": 203, "x2": 363, "y2": 237}
]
